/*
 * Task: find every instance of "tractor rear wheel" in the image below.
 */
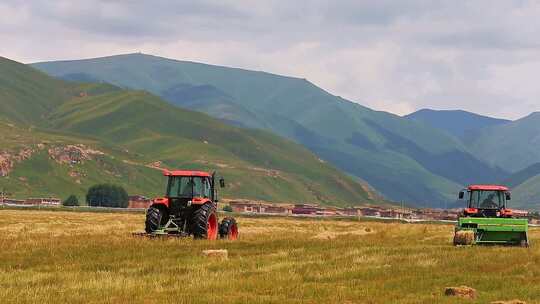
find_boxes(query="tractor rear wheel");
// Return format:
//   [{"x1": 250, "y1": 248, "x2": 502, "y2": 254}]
[
  {"x1": 219, "y1": 217, "x2": 239, "y2": 240},
  {"x1": 191, "y1": 203, "x2": 218, "y2": 240},
  {"x1": 145, "y1": 206, "x2": 168, "y2": 233}
]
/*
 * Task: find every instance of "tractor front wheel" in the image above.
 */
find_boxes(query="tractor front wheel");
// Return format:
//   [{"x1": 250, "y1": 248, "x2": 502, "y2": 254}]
[
  {"x1": 145, "y1": 206, "x2": 168, "y2": 233},
  {"x1": 219, "y1": 217, "x2": 239, "y2": 240},
  {"x1": 191, "y1": 203, "x2": 218, "y2": 240}
]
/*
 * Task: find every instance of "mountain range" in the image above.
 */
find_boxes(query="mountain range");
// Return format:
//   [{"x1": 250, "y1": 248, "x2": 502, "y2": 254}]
[
  {"x1": 33, "y1": 53, "x2": 510, "y2": 208},
  {"x1": 405, "y1": 109, "x2": 510, "y2": 140},
  {"x1": 406, "y1": 109, "x2": 540, "y2": 209},
  {"x1": 0, "y1": 52, "x2": 533, "y2": 209},
  {"x1": 0, "y1": 56, "x2": 376, "y2": 206}
]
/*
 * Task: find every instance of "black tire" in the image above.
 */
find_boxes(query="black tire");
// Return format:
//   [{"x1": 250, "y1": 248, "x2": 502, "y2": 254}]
[
  {"x1": 191, "y1": 203, "x2": 218, "y2": 239},
  {"x1": 145, "y1": 206, "x2": 168, "y2": 233},
  {"x1": 219, "y1": 217, "x2": 239, "y2": 240}
]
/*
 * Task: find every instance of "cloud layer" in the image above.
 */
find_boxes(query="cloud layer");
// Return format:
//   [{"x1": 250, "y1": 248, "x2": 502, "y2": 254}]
[{"x1": 2, "y1": 0, "x2": 539, "y2": 119}]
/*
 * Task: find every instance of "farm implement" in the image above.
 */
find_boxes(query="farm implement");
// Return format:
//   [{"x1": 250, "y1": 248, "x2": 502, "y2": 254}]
[
  {"x1": 135, "y1": 170, "x2": 238, "y2": 240},
  {"x1": 453, "y1": 185, "x2": 528, "y2": 247}
]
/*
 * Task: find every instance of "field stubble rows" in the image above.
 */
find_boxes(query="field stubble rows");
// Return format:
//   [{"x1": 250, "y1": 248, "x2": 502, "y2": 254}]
[{"x1": 0, "y1": 210, "x2": 539, "y2": 303}]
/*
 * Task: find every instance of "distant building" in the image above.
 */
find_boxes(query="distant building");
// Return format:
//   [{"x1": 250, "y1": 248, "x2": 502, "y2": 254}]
[
  {"x1": 379, "y1": 209, "x2": 398, "y2": 218},
  {"x1": 25, "y1": 198, "x2": 61, "y2": 206},
  {"x1": 359, "y1": 207, "x2": 382, "y2": 217},
  {"x1": 317, "y1": 207, "x2": 337, "y2": 216},
  {"x1": 292, "y1": 204, "x2": 322, "y2": 215},
  {"x1": 128, "y1": 195, "x2": 152, "y2": 209},
  {"x1": 3, "y1": 198, "x2": 25, "y2": 205},
  {"x1": 264, "y1": 204, "x2": 293, "y2": 214},
  {"x1": 228, "y1": 200, "x2": 293, "y2": 214},
  {"x1": 338, "y1": 207, "x2": 362, "y2": 217}
]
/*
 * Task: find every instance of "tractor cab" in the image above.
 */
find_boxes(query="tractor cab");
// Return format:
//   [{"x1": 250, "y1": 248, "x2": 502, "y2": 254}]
[
  {"x1": 458, "y1": 185, "x2": 513, "y2": 218},
  {"x1": 162, "y1": 170, "x2": 224, "y2": 213}
]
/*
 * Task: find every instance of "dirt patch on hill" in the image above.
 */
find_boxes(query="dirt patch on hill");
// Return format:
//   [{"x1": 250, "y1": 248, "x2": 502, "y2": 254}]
[
  {"x1": 48, "y1": 144, "x2": 104, "y2": 165},
  {"x1": 0, "y1": 146, "x2": 35, "y2": 176},
  {"x1": 0, "y1": 143, "x2": 106, "y2": 178},
  {"x1": 248, "y1": 166, "x2": 281, "y2": 177}
]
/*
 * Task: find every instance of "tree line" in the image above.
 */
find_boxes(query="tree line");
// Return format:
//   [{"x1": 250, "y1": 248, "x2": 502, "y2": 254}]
[{"x1": 62, "y1": 183, "x2": 129, "y2": 208}]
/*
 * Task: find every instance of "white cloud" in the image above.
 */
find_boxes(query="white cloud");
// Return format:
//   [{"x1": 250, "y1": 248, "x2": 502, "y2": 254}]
[{"x1": 2, "y1": 0, "x2": 540, "y2": 119}]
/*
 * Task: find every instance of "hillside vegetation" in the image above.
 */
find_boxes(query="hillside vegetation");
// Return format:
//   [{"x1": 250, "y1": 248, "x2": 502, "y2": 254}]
[
  {"x1": 33, "y1": 53, "x2": 506, "y2": 207},
  {"x1": 464, "y1": 112, "x2": 540, "y2": 172},
  {"x1": 504, "y1": 163, "x2": 540, "y2": 209},
  {"x1": 0, "y1": 56, "x2": 376, "y2": 205},
  {"x1": 1, "y1": 209, "x2": 539, "y2": 303}
]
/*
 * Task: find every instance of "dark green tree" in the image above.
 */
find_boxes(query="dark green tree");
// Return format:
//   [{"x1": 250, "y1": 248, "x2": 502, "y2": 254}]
[
  {"x1": 62, "y1": 195, "x2": 79, "y2": 207},
  {"x1": 86, "y1": 184, "x2": 129, "y2": 208}
]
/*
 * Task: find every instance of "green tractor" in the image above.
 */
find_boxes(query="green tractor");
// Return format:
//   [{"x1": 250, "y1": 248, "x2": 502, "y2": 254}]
[{"x1": 453, "y1": 185, "x2": 529, "y2": 247}]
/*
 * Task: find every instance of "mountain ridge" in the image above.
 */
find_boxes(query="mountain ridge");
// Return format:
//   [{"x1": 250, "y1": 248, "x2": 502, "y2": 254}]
[
  {"x1": 33, "y1": 53, "x2": 507, "y2": 207},
  {"x1": 405, "y1": 108, "x2": 511, "y2": 139},
  {"x1": 0, "y1": 56, "x2": 377, "y2": 206}
]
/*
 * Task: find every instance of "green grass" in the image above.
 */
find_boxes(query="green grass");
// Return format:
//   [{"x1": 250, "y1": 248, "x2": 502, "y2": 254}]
[{"x1": 1, "y1": 209, "x2": 539, "y2": 303}]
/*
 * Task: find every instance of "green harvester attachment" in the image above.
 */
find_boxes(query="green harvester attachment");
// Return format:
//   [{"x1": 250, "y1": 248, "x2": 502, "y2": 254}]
[
  {"x1": 453, "y1": 184, "x2": 530, "y2": 247},
  {"x1": 454, "y1": 217, "x2": 529, "y2": 246}
]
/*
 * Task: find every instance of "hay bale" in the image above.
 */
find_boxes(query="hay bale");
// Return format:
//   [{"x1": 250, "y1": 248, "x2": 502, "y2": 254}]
[
  {"x1": 202, "y1": 249, "x2": 228, "y2": 259},
  {"x1": 491, "y1": 300, "x2": 527, "y2": 304},
  {"x1": 444, "y1": 286, "x2": 476, "y2": 299},
  {"x1": 311, "y1": 227, "x2": 375, "y2": 240},
  {"x1": 312, "y1": 231, "x2": 337, "y2": 240},
  {"x1": 453, "y1": 230, "x2": 475, "y2": 245}
]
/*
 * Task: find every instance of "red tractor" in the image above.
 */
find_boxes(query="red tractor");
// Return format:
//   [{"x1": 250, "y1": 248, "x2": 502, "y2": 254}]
[{"x1": 144, "y1": 170, "x2": 238, "y2": 240}]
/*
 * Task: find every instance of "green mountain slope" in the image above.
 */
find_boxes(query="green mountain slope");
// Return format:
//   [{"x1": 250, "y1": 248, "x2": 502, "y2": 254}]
[
  {"x1": 0, "y1": 58, "x2": 71, "y2": 124},
  {"x1": 503, "y1": 163, "x2": 540, "y2": 188},
  {"x1": 0, "y1": 57, "x2": 376, "y2": 206},
  {"x1": 512, "y1": 176, "x2": 540, "y2": 210},
  {"x1": 0, "y1": 120, "x2": 164, "y2": 199},
  {"x1": 405, "y1": 109, "x2": 510, "y2": 139},
  {"x1": 403, "y1": 109, "x2": 540, "y2": 210},
  {"x1": 33, "y1": 53, "x2": 505, "y2": 207},
  {"x1": 500, "y1": 163, "x2": 540, "y2": 209},
  {"x1": 463, "y1": 112, "x2": 540, "y2": 172},
  {"x1": 405, "y1": 109, "x2": 540, "y2": 209}
]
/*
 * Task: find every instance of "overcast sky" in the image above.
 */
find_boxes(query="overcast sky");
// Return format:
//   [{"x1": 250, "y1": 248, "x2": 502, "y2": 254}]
[{"x1": 1, "y1": 1, "x2": 540, "y2": 120}]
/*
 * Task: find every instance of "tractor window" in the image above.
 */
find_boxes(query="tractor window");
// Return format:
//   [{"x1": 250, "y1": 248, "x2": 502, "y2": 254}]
[
  {"x1": 180, "y1": 178, "x2": 194, "y2": 197},
  {"x1": 167, "y1": 176, "x2": 194, "y2": 198},
  {"x1": 469, "y1": 190, "x2": 505, "y2": 209},
  {"x1": 201, "y1": 178, "x2": 211, "y2": 198},
  {"x1": 192, "y1": 177, "x2": 203, "y2": 197},
  {"x1": 167, "y1": 176, "x2": 209, "y2": 198}
]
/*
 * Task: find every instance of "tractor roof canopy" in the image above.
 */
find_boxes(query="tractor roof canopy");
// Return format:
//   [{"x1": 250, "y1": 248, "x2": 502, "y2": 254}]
[
  {"x1": 163, "y1": 170, "x2": 212, "y2": 178},
  {"x1": 467, "y1": 184, "x2": 509, "y2": 191}
]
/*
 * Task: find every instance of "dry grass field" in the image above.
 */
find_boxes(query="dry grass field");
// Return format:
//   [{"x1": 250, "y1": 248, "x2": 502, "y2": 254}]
[{"x1": 1, "y1": 209, "x2": 540, "y2": 303}]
